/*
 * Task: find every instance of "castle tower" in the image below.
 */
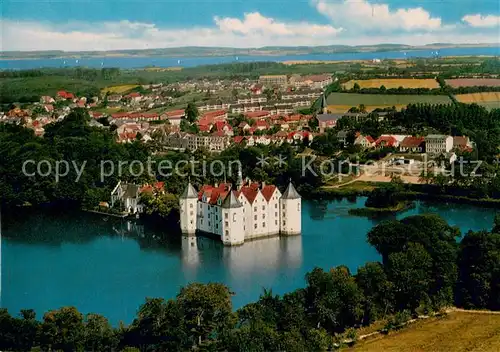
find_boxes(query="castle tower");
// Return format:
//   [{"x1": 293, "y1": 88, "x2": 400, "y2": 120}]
[
  {"x1": 236, "y1": 167, "x2": 243, "y2": 190},
  {"x1": 180, "y1": 183, "x2": 198, "y2": 235},
  {"x1": 221, "y1": 190, "x2": 245, "y2": 246},
  {"x1": 280, "y1": 181, "x2": 302, "y2": 236}
]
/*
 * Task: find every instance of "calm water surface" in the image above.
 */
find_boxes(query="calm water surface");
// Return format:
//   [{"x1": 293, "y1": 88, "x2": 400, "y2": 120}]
[
  {"x1": 1, "y1": 47, "x2": 499, "y2": 70},
  {"x1": 1, "y1": 198, "x2": 496, "y2": 324}
]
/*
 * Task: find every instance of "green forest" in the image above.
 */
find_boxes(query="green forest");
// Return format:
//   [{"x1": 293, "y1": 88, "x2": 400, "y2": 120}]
[{"x1": 1, "y1": 214, "x2": 499, "y2": 351}]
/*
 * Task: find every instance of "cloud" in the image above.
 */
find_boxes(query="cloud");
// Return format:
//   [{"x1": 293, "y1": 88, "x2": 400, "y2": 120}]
[
  {"x1": 214, "y1": 12, "x2": 342, "y2": 37},
  {"x1": 462, "y1": 14, "x2": 500, "y2": 28},
  {"x1": 0, "y1": 6, "x2": 499, "y2": 52},
  {"x1": 0, "y1": 14, "x2": 343, "y2": 51},
  {"x1": 314, "y1": 0, "x2": 442, "y2": 32}
]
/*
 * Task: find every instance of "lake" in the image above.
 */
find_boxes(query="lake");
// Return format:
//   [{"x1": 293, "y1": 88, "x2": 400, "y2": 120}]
[
  {"x1": 1, "y1": 47, "x2": 499, "y2": 70},
  {"x1": 1, "y1": 198, "x2": 496, "y2": 324}
]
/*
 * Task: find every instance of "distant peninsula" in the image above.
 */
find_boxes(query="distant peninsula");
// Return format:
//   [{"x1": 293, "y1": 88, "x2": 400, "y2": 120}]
[{"x1": 1, "y1": 43, "x2": 498, "y2": 60}]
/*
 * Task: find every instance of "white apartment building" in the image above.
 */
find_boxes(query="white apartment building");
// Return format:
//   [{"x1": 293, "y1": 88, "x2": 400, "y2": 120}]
[
  {"x1": 425, "y1": 134, "x2": 454, "y2": 155},
  {"x1": 179, "y1": 178, "x2": 301, "y2": 246},
  {"x1": 163, "y1": 132, "x2": 230, "y2": 151}
]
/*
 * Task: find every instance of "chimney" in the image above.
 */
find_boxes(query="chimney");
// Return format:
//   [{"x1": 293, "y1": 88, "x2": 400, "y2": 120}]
[
  {"x1": 261, "y1": 181, "x2": 266, "y2": 189},
  {"x1": 215, "y1": 183, "x2": 219, "y2": 188}
]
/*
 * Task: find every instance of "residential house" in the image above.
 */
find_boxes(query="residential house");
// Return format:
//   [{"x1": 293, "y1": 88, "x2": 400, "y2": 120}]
[
  {"x1": 57, "y1": 91, "x2": 75, "y2": 100},
  {"x1": 399, "y1": 136, "x2": 425, "y2": 153},
  {"x1": 214, "y1": 121, "x2": 233, "y2": 136},
  {"x1": 375, "y1": 136, "x2": 398, "y2": 148},
  {"x1": 125, "y1": 92, "x2": 143, "y2": 104},
  {"x1": 453, "y1": 136, "x2": 473, "y2": 152},
  {"x1": 354, "y1": 135, "x2": 375, "y2": 149},
  {"x1": 107, "y1": 94, "x2": 123, "y2": 103},
  {"x1": 161, "y1": 109, "x2": 185, "y2": 126},
  {"x1": 110, "y1": 181, "x2": 143, "y2": 214},
  {"x1": 255, "y1": 120, "x2": 270, "y2": 131},
  {"x1": 40, "y1": 96, "x2": 55, "y2": 104},
  {"x1": 337, "y1": 131, "x2": 349, "y2": 145}
]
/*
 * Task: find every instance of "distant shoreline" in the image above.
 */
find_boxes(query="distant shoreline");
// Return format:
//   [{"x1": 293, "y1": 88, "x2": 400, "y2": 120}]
[{"x1": 1, "y1": 43, "x2": 498, "y2": 61}]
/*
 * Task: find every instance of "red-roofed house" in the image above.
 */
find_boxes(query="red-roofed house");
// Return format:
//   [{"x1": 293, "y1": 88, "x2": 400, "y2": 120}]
[
  {"x1": 57, "y1": 91, "x2": 75, "y2": 100},
  {"x1": 233, "y1": 136, "x2": 246, "y2": 145},
  {"x1": 201, "y1": 110, "x2": 228, "y2": 123},
  {"x1": 375, "y1": 136, "x2": 398, "y2": 148},
  {"x1": 214, "y1": 121, "x2": 233, "y2": 136},
  {"x1": 198, "y1": 124, "x2": 212, "y2": 133},
  {"x1": 161, "y1": 109, "x2": 185, "y2": 126},
  {"x1": 44, "y1": 104, "x2": 54, "y2": 113},
  {"x1": 245, "y1": 111, "x2": 270, "y2": 120},
  {"x1": 399, "y1": 136, "x2": 425, "y2": 153},
  {"x1": 255, "y1": 120, "x2": 270, "y2": 131},
  {"x1": 250, "y1": 84, "x2": 263, "y2": 95},
  {"x1": 125, "y1": 92, "x2": 143, "y2": 103}
]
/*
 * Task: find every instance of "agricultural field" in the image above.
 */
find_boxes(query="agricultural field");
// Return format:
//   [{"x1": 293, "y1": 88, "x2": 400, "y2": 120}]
[
  {"x1": 446, "y1": 78, "x2": 500, "y2": 88},
  {"x1": 343, "y1": 78, "x2": 439, "y2": 90},
  {"x1": 455, "y1": 92, "x2": 500, "y2": 110},
  {"x1": 101, "y1": 84, "x2": 140, "y2": 94},
  {"x1": 326, "y1": 93, "x2": 451, "y2": 112},
  {"x1": 348, "y1": 311, "x2": 500, "y2": 352}
]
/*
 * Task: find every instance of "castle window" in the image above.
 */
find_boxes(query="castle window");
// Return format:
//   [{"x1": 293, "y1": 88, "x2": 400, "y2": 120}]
[
  {"x1": 254, "y1": 207, "x2": 257, "y2": 212},
  {"x1": 262, "y1": 206, "x2": 265, "y2": 211},
  {"x1": 225, "y1": 230, "x2": 229, "y2": 236},
  {"x1": 282, "y1": 204, "x2": 285, "y2": 210},
  {"x1": 225, "y1": 221, "x2": 229, "y2": 227},
  {"x1": 283, "y1": 221, "x2": 286, "y2": 226},
  {"x1": 297, "y1": 203, "x2": 300, "y2": 211},
  {"x1": 254, "y1": 223, "x2": 257, "y2": 229},
  {"x1": 208, "y1": 222, "x2": 211, "y2": 227},
  {"x1": 190, "y1": 203, "x2": 193, "y2": 208},
  {"x1": 225, "y1": 213, "x2": 228, "y2": 219},
  {"x1": 275, "y1": 220, "x2": 278, "y2": 225},
  {"x1": 191, "y1": 220, "x2": 194, "y2": 224},
  {"x1": 190, "y1": 211, "x2": 193, "y2": 216},
  {"x1": 216, "y1": 224, "x2": 218, "y2": 229},
  {"x1": 275, "y1": 212, "x2": 278, "y2": 217},
  {"x1": 262, "y1": 214, "x2": 265, "y2": 219},
  {"x1": 262, "y1": 222, "x2": 265, "y2": 228},
  {"x1": 233, "y1": 214, "x2": 236, "y2": 222},
  {"x1": 275, "y1": 204, "x2": 277, "y2": 209},
  {"x1": 254, "y1": 215, "x2": 257, "y2": 220}
]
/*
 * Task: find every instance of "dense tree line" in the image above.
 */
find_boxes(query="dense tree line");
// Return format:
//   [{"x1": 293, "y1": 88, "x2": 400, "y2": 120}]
[{"x1": 1, "y1": 214, "x2": 499, "y2": 351}]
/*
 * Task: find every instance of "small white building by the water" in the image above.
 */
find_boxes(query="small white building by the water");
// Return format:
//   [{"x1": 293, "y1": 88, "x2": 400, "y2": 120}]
[{"x1": 179, "y1": 176, "x2": 301, "y2": 246}]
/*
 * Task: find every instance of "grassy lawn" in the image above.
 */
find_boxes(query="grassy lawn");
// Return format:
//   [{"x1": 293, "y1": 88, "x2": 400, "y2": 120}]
[
  {"x1": 480, "y1": 101, "x2": 500, "y2": 111},
  {"x1": 348, "y1": 312, "x2": 500, "y2": 352},
  {"x1": 326, "y1": 93, "x2": 451, "y2": 107}
]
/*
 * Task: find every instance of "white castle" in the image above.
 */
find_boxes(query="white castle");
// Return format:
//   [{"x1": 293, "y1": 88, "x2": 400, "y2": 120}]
[{"x1": 179, "y1": 174, "x2": 301, "y2": 246}]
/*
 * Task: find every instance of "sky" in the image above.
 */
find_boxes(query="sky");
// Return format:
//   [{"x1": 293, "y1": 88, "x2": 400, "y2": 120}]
[{"x1": 1, "y1": 0, "x2": 499, "y2": 51}]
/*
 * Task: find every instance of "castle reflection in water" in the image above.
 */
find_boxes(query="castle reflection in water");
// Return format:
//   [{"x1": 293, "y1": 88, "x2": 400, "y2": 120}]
[{"x1": 181, "y1": 235, "x2": 303, "y2": 273}]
